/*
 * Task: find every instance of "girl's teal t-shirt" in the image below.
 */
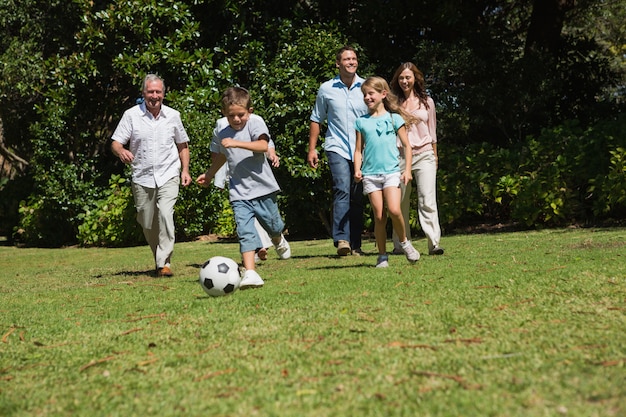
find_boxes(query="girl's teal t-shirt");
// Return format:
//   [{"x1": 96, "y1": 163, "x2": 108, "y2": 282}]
[{"x1": 355, "y1": 112, "x2": 405, "y2": 176}]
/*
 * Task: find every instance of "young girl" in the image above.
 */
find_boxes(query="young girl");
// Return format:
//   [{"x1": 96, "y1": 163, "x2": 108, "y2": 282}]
[{"x1": 353, "y1": 76, "x2": 420, "y2": 267}]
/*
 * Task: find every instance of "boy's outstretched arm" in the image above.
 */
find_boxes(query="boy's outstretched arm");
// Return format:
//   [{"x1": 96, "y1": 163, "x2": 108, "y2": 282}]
[
  {"x1": 196, "y1": 152, "x2": 227, "y2": 187},
  {"x1": 267, "y1": 146, "x2": 279, "y2": 168}
]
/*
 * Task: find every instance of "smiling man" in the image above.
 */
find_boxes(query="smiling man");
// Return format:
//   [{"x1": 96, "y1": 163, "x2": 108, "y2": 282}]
[
  {"x1": 110, "y1": 74, "x2": 191, "y2": 277},
  {"x1": 307, "y1": 46, "x2": 368, "y2": 257}
]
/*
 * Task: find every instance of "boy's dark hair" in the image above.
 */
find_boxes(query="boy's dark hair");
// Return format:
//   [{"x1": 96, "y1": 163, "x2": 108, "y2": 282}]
[
  {"x1": 221, "y1": 87, "x2": 251, "y2": 112},
  {"x1": 336, "y1": 45, "x2": 357, "y2": 62}
]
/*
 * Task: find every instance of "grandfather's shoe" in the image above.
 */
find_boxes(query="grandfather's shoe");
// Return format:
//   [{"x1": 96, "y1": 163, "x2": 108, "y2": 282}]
[
  {"x1": 157, "y1": 266, "x2": 173, "y2": 277},
  {"x1": 429, "y1": 246, "x2": 445, "y2": 256}
]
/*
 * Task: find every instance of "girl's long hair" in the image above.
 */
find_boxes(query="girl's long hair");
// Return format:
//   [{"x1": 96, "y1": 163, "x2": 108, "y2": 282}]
[
  {"x1": 361, "y1": 76, "x2": 417, "y2": 126},
  {"x1": 389, "y1": 62, "x2": 430, "y2": 111}
]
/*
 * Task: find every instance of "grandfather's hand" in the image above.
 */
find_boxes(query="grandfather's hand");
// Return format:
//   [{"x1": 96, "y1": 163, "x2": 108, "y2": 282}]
[
  {"x1": 181, "y1": 171, "x2": 192, "y2": 187},
  {"x1": 117, "y1": 149, "x2": 134, "y2": 164}
]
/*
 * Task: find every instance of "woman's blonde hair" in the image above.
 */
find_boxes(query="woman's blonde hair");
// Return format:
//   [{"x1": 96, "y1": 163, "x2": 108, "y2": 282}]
[{"x1": 361, "y1": 76, "x2": 417, "y2": 126}]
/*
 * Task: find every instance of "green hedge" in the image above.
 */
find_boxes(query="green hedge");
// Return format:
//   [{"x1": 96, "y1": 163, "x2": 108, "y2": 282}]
[{"x1": 437, "y1": 115, "x2": 626, "y2": 230}]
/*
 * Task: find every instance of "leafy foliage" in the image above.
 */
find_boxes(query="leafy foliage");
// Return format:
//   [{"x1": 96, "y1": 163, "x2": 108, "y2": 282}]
[
  {"x1": 16, "y1": 158, "x2": 102, "y2": 247},
  {"x1": 437, "y1": 115, "x2": 626, "y2": 230},
  {"x1": 1, "y1": 0, "x2": 625, "y2": 246},
  {"x1": 77, "y1": 174, "x2": 143, "y2": 247}
]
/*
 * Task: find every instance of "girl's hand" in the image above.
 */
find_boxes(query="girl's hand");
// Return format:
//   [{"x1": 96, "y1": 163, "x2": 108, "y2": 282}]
[
  {"x1": 401, "y1": 170, "x2": 412, "y2": 185},
  {"x1": 354, "y1": 170, "x2": 363, "y2": 183}
]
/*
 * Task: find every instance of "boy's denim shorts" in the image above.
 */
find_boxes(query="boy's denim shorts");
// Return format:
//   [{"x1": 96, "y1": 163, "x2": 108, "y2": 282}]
[{"x1": 231, "y1": 193, "x2": 284, "y2": 253}]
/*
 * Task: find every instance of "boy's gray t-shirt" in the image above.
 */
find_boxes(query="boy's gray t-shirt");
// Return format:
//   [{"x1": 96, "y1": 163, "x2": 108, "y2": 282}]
[{"x1": 210, "y1": 114, "x2": 280, "y2": 201}]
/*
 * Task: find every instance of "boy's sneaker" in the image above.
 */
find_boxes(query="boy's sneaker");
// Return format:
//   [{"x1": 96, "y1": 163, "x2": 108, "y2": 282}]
[
  {"x1": 376, "y1": 254, "x2": 389, "y2": 268},
  {"x1": 240, "y1": 270, "x2": 264, "y2": 289},
  {"x1": 274, "y1": 234, "x2": 291, "y2": 260},
  {"x1": 401, "y1": 240, "x2": 420, "y2": 263}
]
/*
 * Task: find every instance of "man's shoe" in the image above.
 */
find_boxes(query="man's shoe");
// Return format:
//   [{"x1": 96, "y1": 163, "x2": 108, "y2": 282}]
[
  {"x1": 274, "y1": 235, "x2": 291, "y2": 260},
  {"x1": 429, "y1": 246, "x2": 445, "y2": 255},
  {"x1": 400, "y1": 240, "x2": 420, "y2": 263},
  {"x1": 376, "y1": 254, "x2": 389, "y2": 268},
  {"x1": 157, "y1": 266, "x2": 173, "y2": 277},
  {"x1": 351, "y1": 247, "x2": 365, "y2": 256},
  {"x1": 240, "y1": 270, "x2": 264, "y2": 289},
  {"x1": 337, "y1": 240, "x2": 351, "y2": 256}
]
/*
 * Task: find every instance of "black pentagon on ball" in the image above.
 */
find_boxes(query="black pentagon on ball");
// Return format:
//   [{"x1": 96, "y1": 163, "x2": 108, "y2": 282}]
[
  {"x1": 223, "y1": 283, "x2": 235, "y2": 294},
  {"x1": 202, "y1": 278, "x2": 215, "y2": 290},
  {"x1": 217, "y1": 262, "x2": 230, "y2": 274}
]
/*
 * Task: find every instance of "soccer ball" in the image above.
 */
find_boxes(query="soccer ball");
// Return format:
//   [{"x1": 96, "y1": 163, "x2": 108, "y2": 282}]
[{"x1": 199, "y1": 256, "x2": 241, "y2": 297}]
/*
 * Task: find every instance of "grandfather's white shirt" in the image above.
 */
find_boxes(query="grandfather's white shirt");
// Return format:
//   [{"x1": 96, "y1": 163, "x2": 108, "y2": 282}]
[{"x1": 111, "y1": 102, "x2": 189, "y2": 188}]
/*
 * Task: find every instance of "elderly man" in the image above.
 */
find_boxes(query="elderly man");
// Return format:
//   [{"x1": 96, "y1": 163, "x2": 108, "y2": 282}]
[{"x1": 111, "y1": 74, "x2": 191, "y2": 277}]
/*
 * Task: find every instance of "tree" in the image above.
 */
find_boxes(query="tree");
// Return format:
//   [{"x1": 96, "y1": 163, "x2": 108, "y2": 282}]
[{"x1": 0, "y1": 0, "x2": 82, "y2": 176}]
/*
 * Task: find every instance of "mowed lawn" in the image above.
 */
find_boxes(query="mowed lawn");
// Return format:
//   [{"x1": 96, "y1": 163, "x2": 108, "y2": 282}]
[{"x1": 1, "y1": 228, "x2": 624, "y2": 417}]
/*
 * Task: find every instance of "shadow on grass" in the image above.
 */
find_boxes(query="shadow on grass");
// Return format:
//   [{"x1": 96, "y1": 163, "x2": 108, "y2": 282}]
[
  {"x1": 306, "y1": 263, "x2": 375, "y2": 270},
  {"x1": 107, "y1": 269, "x2": 156, "y2": 278},
  {"x1": 285, "y1": 251, "x2": 381, "y2": 260}
]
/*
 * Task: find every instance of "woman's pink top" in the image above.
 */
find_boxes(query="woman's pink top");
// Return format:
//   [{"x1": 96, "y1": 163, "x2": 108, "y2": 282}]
[{"x1": 397, "y1": 96, "x2": 437, "y2": 157}]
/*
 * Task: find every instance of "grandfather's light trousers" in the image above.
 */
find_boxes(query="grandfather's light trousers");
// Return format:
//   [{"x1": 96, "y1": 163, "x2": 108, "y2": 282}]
[{"x1": 132, "y1": 176, "x2": 179, "y2": 269}]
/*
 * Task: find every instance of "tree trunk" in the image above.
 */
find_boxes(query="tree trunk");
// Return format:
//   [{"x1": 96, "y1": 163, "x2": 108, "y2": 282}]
[
  {"x1": 0, "y1": 117, "x2": 29, "y2": 179},
  {"x1": 524, "y1": 0, "x2": 577, "y2": 56}
]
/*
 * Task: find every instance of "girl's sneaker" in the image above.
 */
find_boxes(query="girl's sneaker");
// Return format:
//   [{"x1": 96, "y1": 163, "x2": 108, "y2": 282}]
[
  {"x1": 400, "y1": 240, "x2": 420, "y2": 263},
  {"x1": 376, "y1": 254, "x2": 389, "y2": 268}
]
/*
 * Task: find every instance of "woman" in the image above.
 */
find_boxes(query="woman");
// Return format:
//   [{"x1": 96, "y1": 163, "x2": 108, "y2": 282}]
[{"x1": 390, "y1": 63, "x2": 444, "y2": 255}]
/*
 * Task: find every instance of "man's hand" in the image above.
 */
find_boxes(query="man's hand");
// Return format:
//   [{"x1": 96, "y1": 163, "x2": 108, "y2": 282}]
[
  {"x1": 181, "y1": 171, "x2": 192, "y2": 187},
  {"x1": 117, "y1": 149, "x2": 134, "y2": 164},
  {"x1": 307, "y1": 149, "x2": 319, "y2": 169}
]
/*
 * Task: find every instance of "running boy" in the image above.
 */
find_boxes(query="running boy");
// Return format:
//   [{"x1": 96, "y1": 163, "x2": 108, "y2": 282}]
[{"x1": 196, "y1": 87, "x2": 291, "y2": 289}]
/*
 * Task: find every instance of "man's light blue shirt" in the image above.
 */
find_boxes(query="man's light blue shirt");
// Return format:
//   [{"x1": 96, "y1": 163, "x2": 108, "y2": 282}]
[{"x1": 310, "y1": 74, "x2": 368, "y2": 161}]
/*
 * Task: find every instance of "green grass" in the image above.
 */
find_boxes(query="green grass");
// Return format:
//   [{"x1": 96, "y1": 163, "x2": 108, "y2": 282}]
[{"x1": 1, "y1": 228, "x2": 625, "y2": 416}]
